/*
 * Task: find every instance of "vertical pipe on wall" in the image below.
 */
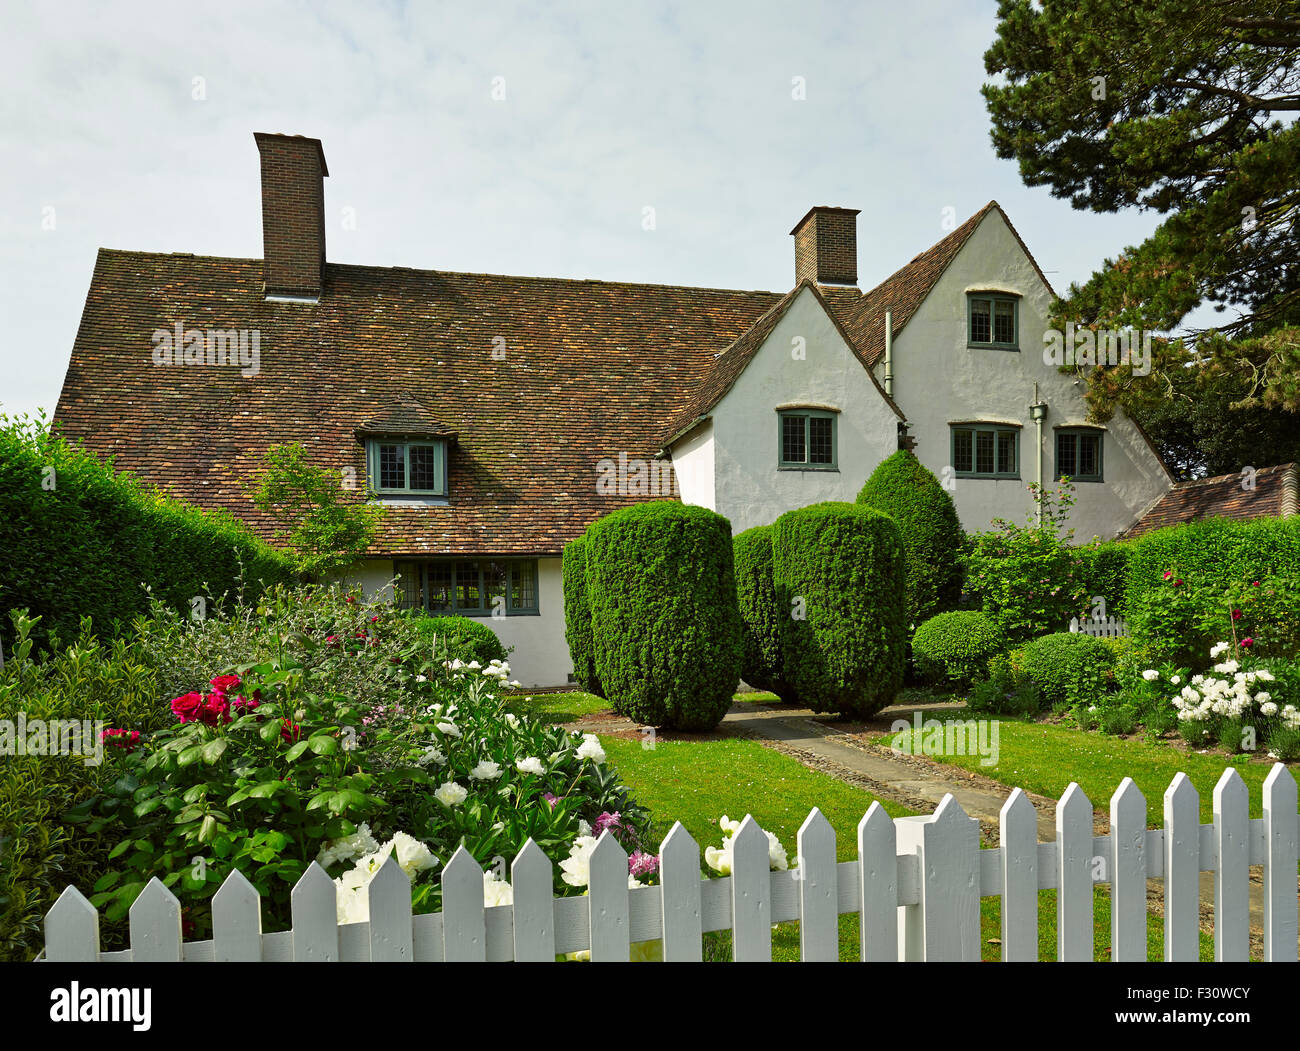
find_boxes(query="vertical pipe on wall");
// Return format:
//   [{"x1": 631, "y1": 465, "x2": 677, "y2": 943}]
[{"x1": 884, "y1": 311, "x2": 893, "y2": 398}]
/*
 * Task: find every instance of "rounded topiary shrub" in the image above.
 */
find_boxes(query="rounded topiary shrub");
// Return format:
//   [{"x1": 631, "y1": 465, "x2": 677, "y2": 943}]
[
  {"x1": 415, "y1": 614, "x2": 507, "y2": 666},
  {"x1": 562, "y1": 533, "x2": 604, "y2": 697},
  {"x1": 772, "y1": 501, "x2": 906, "y2": 718},
  {"x1": 586, "y1": 501, "x2": 742, "y2": 730},
  {"x1": 1018, "y1": 631, "x2": 1114, "y2": 709},
  {"x1": 856, "y1": 451, "x2": 963, "y2": 627},
  {"x1": 911, "y1": 611, "x2": 1004, "y2": 688},
  {"x1": 733, "y1": 524, "x2": 796, "y2": 702}
]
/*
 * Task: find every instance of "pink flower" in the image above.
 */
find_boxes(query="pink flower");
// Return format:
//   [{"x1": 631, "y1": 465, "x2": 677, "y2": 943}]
[
  {"x1": 369, "y1": 615, "x2": 380, "y2": 623},
  {"x1": 232, "y1": 692, "x2": 261, "y2": 715},
  {"x1": 325, "y1": 635, "x2": 339, "y2": 647},
  {"x1": 1241, "y1": 637, "x2": 1254, "y2": 648},
  {"x1": 628, "y1": 850, "x2": 659, "y2": 879},
  {"x1": 171, "y1": 692, "x2": 204, "y2": 723},
  {"x1": 1162, "y1": 570, "x2": 1172, "y2": 581},
  {"x1": 542, "y1": 792, "x2": 560, "y2": 808},
  {"x1": 593, "y1": 811, "x2": 622, "y2": 835},
  {"x1": 101, "y1": 728, "x2": 140, "y2": 752},
  {"x1": 1231, "y1": 609, "x2": 1242, "y2": 621}
]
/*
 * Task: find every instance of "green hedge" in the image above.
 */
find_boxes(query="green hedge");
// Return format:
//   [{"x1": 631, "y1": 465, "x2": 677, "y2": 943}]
[
  {"x1": 1078, "y1": 540, "x2": 1130, "y2": 617},
  {"x1": 1123, "y1": 516, "x2": 1300, "y2": 609},
  {"x1": 772, "y1": 501, "x2": 906, "y2": 717},
  {"x1": 1018, "y1": 631, "x2": 1114, "y2": 709},
  {"x1": 586, "y1": 502, "x2": 742, "y2": 730},
  {"x1": 911, "y1": 611, "x2": 1004, "y2": 688},
  {"x1": 0, "y1": 416, "x2": 295, "y2": 652},
  {"x1": 733, "y1": 525, "x2": 797, "y2": 701},
  {"x1": 412, "y1": 614, "x2": 507, "y2": 666},
  {"x1": 856, "y1": 451, "x2": 963, "y2": 625},
  {"x1": 561, "y1": 534, "x2": 603, "y2": 696}
]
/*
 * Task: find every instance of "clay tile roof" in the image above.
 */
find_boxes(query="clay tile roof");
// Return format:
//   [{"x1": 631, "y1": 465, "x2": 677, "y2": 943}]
[
  {"x1": 355, "y1": 392, "x2": 457, "y2": 439},
  {"x1": 52, "y1": 249, "x2": 781, "y2": 556},
  {"x1": 1119, "y1": 463, "x2": 1299, "y2": 539}
]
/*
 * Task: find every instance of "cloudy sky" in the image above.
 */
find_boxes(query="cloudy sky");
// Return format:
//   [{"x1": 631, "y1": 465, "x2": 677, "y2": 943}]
[{"x1": 2, "y1": 0, "x2": 1175, "y2": 421}]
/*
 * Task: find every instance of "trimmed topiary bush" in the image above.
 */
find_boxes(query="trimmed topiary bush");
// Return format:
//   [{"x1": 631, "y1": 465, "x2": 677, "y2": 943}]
[
  {"x1": 413, "y1": 614, "x2": 507, "y2": 666},
  {"x1": 733, "y1": 524, "x2": 796, "y2": 701},
  {"x1": 911, "y1": 611, "x2": 1004, "y2": 688},
  {"x1": 586, "y1": 501, "x2": 742, "y2": 730},
  {"x1": 856, "y1": 451, "x2": 963, "y2": 626},
  {"x1": 1018, "y1": 631, "x2": 1114, "y2": 709},
  {"x1": 562, "y1": 534, "x2": 603, "y2": 697},
  {"x1": 772, "y1": 501, "x2": 906, "y2": 718}
]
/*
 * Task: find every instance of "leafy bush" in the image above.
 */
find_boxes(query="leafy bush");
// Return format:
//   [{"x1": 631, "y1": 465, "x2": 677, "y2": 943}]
[
  {"x1": 585, "y1": 502, "x2": 743, "y2": 730},
  {"x1": 772, "y1": 501, "x2": 906, "y2": 718},
  {"x1": 967, "y1": 653, "x2": 1042, "y2": 716},
  {"x1": 561, "y1": 534, "x2": 603, "y2": 697},
  {"x1": 0, "y1": 412, "x2": 295, "y2": 655},
  {"x1": 911, "y1": 611, "x2": 1004, "y2": 688},
  {"x1": 1018, "y1": 631, "x2": 1115, "y2": 710},
  {"x1": 61, "y1": 586, "x2": 649, "y2": 949},
  {"x1": 1077, "y1": 540, "x2": 1130, "y2": 617},
  {"x1": 962, "y1": 480, "x2": 1089, "y2": 645},
  {"x1": 733, "y1": 525, "x2": 796, "y2": 701},
  {"x1": 855, "y1": 451, "x2": 963, "y2": 625},
  {"x1": 411, "y1": 614, "x2": 507, "y2": 667}
]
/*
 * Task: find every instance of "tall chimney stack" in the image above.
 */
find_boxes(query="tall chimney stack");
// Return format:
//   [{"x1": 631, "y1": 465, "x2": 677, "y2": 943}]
[
  {"x1": 254, "y1": 132, "x2": 328, "y2": 301},
  {"x1": 790, "y1": 206, "x2": 860, "y2": 287}
]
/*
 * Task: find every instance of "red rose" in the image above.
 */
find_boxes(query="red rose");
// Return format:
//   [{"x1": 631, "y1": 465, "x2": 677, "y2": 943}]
[
  {"x1": 209, "y1": 674, "x2": 242, "y2": 694},
  {"x1": 199, "y1": 692, "x2": 232, "y2": 727},
  {"x1": 232, "y1": 694, "x2": 261, "y2": 715},
  {"x1": 1231, "y1": 609, "x2": 1242, "y2": 620},
  {"x1": 1241, "y1": 637, "x2": 1254, "y2": 648},
  {"x1": 369, "y1": 615, "x2": 379, "y2": 623},
  {"x1": 280, "y1": 719, "x2": 303, "y2": 743},
  {"x1": 170, "y1": 692, "x2": 204, "y2": 723},
  {"x1": 101, "y1": 728, "x2": 140, "y2": 752}
]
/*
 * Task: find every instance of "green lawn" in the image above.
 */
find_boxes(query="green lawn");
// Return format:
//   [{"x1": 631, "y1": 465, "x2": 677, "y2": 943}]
[
  {"x1": 503, "y1": 690, "x2": 609, "y2": 724},
  {"x1": 878, "y1": 717, "x2": 1284, "y2": 825}
]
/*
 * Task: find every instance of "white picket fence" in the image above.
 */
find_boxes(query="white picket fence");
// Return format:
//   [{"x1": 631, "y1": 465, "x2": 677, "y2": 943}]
[
  {"x1": 42, "y1": 765, "x2": 1298, "y2": 963},
  {"x1": 1068, "y1": 614, "x2": 1129, "y2": 638}
]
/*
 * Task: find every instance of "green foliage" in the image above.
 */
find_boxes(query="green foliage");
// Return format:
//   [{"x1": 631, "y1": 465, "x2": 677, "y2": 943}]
[
  {"x1": 1077, "y1": 540, "x2": 1130, "y2": 618},
  {"x1": 0, "y1": 412, "x2": 295, "y2": 656},
  {"x1": 911, "y1": 611, "x2": 1004, "y2": 689},
  {"x1": 410, "y1": 614, "x2": 507, "y2": 667},
  {"x1": 963, "y1": 480, "x2": 1090, "y2": 644},
  {"x1": 984, "y1": 1, "x2": 1300, "y2": 424},
  {"x1": 772, "y1": 502, "x2": 906, "y2": 718},
  {"x1": 585, "y1": 502, "x2": 743, "y2": 730},
  {"x1": 1019, "y1": 632, "x2": 1115, "y2": 710},
  {"x1": 248, "y1": 442, "x2": 385, "y2": 578},
  {"x1": 561, "y1": 534, "x2": 603, "y2": 697},
  {"x1": 855, "y1": 451, "x2": 964, "y2": 625},
  {"x1": 733, "y1": 525, "x2": 796, "y2": 702},
  {"x1": 968, "y1": 653, "x2": 1044, "y2": 717}
]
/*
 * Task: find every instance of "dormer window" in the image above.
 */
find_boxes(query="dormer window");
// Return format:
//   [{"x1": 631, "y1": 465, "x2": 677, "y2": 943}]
[
  {"x1": 778, "y1": 408, "x2": 837, "y2": 470},
  {"x1": 366, "y1": 439, "x2": 448, "y2": 496},
  {"x1": 968, "y1": 292, "x2": 1019, "y2": 350}
]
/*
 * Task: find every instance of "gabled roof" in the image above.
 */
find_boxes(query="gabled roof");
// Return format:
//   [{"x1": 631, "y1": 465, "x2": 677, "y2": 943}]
[
  {"x1": 355, "y1": 392, "x2": 457, "y2": 440},
  {"x1": 53, "y1": 250, "x2": 781, "y2": 556},
  {"x1": 1119, "y1": 463, "x2": 1299, "y2": 539},
  {"x1": 657, "y1": 280, "x2": 904, "y2": 447}
]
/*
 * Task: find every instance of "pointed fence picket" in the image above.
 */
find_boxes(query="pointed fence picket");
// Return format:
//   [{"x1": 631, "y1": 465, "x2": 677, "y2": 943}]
[
  {"x1": 1067, "y1": 615, "x2": 1128, "y2": 638},
  {"x1": 40, "y1": 764, "x2": 1300, "y2": 963}
]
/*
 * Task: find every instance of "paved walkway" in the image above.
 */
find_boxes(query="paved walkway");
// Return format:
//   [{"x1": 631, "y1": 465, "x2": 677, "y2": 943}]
[{"x1": 562, "y1": 696, "x2": 1293, "y2": 956}]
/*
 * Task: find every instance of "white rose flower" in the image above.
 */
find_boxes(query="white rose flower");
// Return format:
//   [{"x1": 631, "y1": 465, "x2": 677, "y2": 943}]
[
  {"x1": 1170, "y1": 675, "x2": 1181, "y2": 686},
  {"x1": 435, "y1": 781, "x2": 468, "y2": 806}
]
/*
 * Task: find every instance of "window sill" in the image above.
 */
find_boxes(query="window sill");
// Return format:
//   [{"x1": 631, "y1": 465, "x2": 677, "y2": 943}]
[
  {"x1": 373, "y1": 495, "x2": 450, "y2": 506},
  {"x1": 1056, "y1": 477, "x2": 1104, "y2": 484},
  {"x1": 777, "y1": 465, "x2": 839, "y2": 473},
  {"x1": 953, "y1": 474, "x2": 1022, "y2": 481},
  {"x1": 966, "y1": 344, "x2": 1020, "y2": 352}
]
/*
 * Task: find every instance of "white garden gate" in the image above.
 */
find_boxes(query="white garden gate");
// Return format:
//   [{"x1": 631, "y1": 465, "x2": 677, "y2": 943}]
[
  {"x1": 41, "y1": 765, "x2": 1298, "y2": 963},
  {"x1": 1068, "y1": 615, "x2": 1129, "y2": 638}
]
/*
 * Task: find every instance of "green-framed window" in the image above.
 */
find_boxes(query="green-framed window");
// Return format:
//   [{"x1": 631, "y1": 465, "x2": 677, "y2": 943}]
[
  {"x1": 951, "y1": 424, "x2": 1019, "y2": 478},
  {"x1": 393, "y1": 558, "x2": 539, "y2": 616},
  {"x1": 778, "y1": 409, "x2": 837, "y2": 469},
  {"x1": 1055, "y1": 429, "x2": 1103, "y2": 482},
  {"x1": 967, "y1": 293, "x2": 1018, "y2": 350},
  {"x1": 367, "y1": 439, "x2": 448, "y2": 496}
]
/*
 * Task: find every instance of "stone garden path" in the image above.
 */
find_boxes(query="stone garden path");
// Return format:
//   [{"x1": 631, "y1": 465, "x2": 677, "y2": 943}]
[{"x1": 561, "y1": 696, "x2": 1293, "y2": 958}]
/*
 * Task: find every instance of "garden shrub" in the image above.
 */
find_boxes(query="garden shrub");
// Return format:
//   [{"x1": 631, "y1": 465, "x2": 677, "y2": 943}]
[
  {"x1": 772, "y1": 501, "x2": 906, "y2": 718},
  {"x1": 1018, "y1": 631, "x2": 1115, "y2": 710},
  {"x1": 733, "y1": 525, "x2": 796, "y2": 701},
  {"x1": 1077, "y1": 540, "x2": 1130, "y2": 617},
  {"x1": 911, "y1": 611, "x2": 1004, "y2": 688},
  {"x1": 962, "y1": 481, "x2": 1089, "y2": 645},
  {"x1": 412, "y1": 613, "x2": 507, "y2": 666},
  {"x1": 45, "y1": 585, "x2": 650, "y2": 955},
  {"x1": 0, "y1": 412, "x2": 295, "y2": 656},
  {"x1": 561, "y1": 534, "x2": 603, "y2": 697},
  {"x1": 967, "y1": 652, "x2": 1041, "y2": 716},
  {"x1": 585, "y1": 502, "x2": 742, "y2": 730},
  {"x1": 855, "y1": 451, "x2": 963, "y2": 625}
]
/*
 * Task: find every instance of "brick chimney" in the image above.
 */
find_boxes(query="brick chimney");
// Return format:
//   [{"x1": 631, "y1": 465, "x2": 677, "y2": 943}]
[
  {"x1": 790, "y1": 206, "x2": 860, "y2": 286},
  {"x1": 254, "y1": 132, "x2": 328, "y2": 301}
]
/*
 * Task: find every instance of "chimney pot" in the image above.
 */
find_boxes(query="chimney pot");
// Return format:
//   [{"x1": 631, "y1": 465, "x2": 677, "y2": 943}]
[
  {"x1": 254, "y1": 132, "x2": 328, "y2": 300},
  {"x1": 790, "y1": 206, "x2": 860, "y2": 287}
]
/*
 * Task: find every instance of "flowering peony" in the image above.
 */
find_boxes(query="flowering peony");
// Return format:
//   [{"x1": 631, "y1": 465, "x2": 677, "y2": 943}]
[
  {"x1": 469, "y1": 760, "x2": 503, "y2": 780},
  {"x1": 317, "y1": 822, "x2": 380, "y2": 869},
  {"x1": 1142, "y1": 669, "x2": 1159, "y2": 682},
  {"x1": 560, "y1": 836, "x2": 598, "y2": 887},
  {"x1": 483, "y1": 872, "x2": 514, "y2": 908},
  {"x1": 516, "y1": 756, "x2": 545, "y2": 776},
  {"x1": 434, "y1": 781, "x2": 468, "y2": 807},
  {"x1": 576, "y1": 733, "x2": 606, "y2": 764}
]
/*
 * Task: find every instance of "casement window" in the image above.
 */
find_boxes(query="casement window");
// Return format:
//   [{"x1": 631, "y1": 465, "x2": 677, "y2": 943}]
[
  {"x1": 366, "y1": 439, "x2": 448, "y2": 496},
  {"x1": 967, "y1": 293, "x2": 1018, "y2": 350},
  {"x1": 394, "y1": 559, "x2": 539, "y2": 616},
  {"x1": 778, "y1": 409, "x2": 837, "y2": 469},
  {"x1": 951, "y1": 424, "x2": 1019, "y2": 479},
  {"x1": 1055, "y1": 429, "x2": 1104, "y2": 482}
]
